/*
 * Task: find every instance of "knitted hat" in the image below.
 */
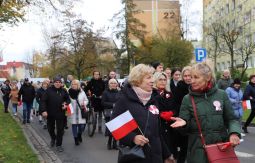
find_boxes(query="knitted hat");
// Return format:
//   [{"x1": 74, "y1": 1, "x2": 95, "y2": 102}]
[
  {"x1": 53, "y1": 76, "x2": 62, "y2": 83},
  {"x1": 233, "y1": 78, "x2": 241, "y2": 85}
]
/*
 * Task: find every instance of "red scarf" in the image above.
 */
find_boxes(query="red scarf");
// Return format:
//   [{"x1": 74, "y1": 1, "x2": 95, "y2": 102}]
[{"x1": 192, "y1": 81, "x2": 213, "y2": 93}]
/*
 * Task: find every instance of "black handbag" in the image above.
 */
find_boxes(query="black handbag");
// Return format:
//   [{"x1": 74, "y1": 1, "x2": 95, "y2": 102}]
[
  {"x1": 76, "y1": 99, "x2": 88, "y2": 119},
  {"x1": 118, "y1": 145, "x2": 145, "y2": 163},
  {"x1": 117, "y1": 110, "x2": 150, "y2": 163}
]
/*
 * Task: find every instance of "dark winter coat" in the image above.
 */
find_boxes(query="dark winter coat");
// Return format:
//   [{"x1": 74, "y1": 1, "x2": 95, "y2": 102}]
[
  {"x1": 85, "y1": 78, "x2": 105, "y2": 111},
  {"x1": 112, "y1": 84, "x2": 171, "y2": 163},
  {"x1": 152, "y1": 89, "x2": 178, "y2": 158},
  {"x1": 1, "y1": 84, "x2": 11, "y2": 97},
  {"x1": 173, "y1": 80, "x2": 190, "y2": 116},
  {"x1": 243, "y1": 82, "x2": 255, "y2": 110},
  {"x1": 40, "y1": 86, "x2": 71, "y2": 120},
  {"x1": 217, "y1": 78, "x2": 233, "y2": 90},
  {"x1": 170, "y1": 79, "x2": 178, "y2": 96},
  {"x1": 85, "y1": 78, "x2": 105, "y2": 96},
  {"x1": 102, "y1": 88, "x2": 119, "y2": 110},
  {"x1": 179, "y1": 85, "x2": 241, "y2": 163},
  {"x1": 36, "y1": 87, "x2": 47, "y2": 114},
  {"x1": 18, "y1": 83, "x2": 35, "y2": 104}
]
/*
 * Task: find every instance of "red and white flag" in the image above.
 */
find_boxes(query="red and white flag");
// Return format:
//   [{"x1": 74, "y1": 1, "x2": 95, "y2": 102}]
[
  {"x1": 242, "y1": 100, "x2": 251, "y2": 110},
  {"x1": 66, "y1": 104, "x2": 74, "y2": 116},
  {"x1": 106, "y1": 110, "x2": 138, "y2": 140}
]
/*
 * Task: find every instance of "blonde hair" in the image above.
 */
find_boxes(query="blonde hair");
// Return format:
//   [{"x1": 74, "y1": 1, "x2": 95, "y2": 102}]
[
  {"x1": 181, "y1": 66, "x2": 192, "y2": 80},
  {"x1": 128, "y1": 64, "x2": 155, "y2": 86},
  {"x1": 71, "y1": 79, "x2": 81, "y2": 90},
  {"x1": 153, "y1": 72, "x2": 167, "y2": 89},
  {"x1": 191, "y1": 61, "x2": 215, "y2": 82}
]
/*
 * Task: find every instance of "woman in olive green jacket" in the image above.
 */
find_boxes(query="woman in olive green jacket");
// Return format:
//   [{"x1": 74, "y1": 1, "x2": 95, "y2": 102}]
[{"x1": 171, "y1": 61, "x2": 241, "y2": 163}]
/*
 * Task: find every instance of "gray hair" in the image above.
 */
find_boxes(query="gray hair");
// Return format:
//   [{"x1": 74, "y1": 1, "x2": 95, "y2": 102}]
[{"x1": 191, "y1": 61, "x2": 215, "y2": 82}]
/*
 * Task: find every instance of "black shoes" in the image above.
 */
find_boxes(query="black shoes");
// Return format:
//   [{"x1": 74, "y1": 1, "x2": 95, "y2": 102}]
[
  {"x1": 78, "y1": 133, "x2": 82, "y2": 143},
  {"x1": 242, "y1": 126, "x2": 248, "y2": 133},
  {"x1": 74, "y1": 137, "x2": 80, "y2": 145},
  {"x1": 50, "y1": 139, "x2": 56, "y2": 147},
  {"x1": 112, "y1": 140, "x2": 118, "y2": 150},
  {"x1": 98, "y1": 126, "x2": 102, "y2": 134},
  {"x1": 43, "y1": 125, "x2": 47, "y2": 129},
  {"x1": 56, "y1": 146, "x2": 64, "y2": 152},
  {"x1": 22, "y1": 120, "x2": 26, "y2": 124}
]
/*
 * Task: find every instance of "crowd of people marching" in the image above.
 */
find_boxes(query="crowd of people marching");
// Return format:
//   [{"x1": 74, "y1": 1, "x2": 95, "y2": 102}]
[{"x1": 1, "y1": 60, "x2": 254, "y2": 163}]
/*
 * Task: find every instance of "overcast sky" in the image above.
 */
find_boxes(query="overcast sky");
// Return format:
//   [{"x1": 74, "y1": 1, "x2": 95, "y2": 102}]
[{"x1": 0, "y1": 0, "x2": 202, "y2": 63}]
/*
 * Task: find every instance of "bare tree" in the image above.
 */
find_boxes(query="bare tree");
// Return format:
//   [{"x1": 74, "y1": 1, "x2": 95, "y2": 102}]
[
  {"x1": 206, "y1": 22, "x2": 222, "y2": 72},
  {"x1": 237, "y1": 39, "x2": 255, "y2": 80}
]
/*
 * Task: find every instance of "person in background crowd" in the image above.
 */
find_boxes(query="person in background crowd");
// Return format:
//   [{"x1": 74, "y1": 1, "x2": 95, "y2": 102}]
[
  {"x1": 104, "y1": 71, "x2": 119, "y2": 89},
  {"x1": 1, "y1": 79, "x2": 11, "y2": 113},
  {"x1": 85, "y1": 71, "x2": 105, "y2": 133},
  {"x1": 171, "y1": 61, "x2": 241, "y2": 163},
  {"x1": 9, "y1": 84, "x2": 19, "y2": 116},
  {"x1": 217, "y1": 69, "x2": 233, "y2": 90},
  {"x1": 151, "y1": 61, "x2": 164, "y2": 72},
  {"x1": 242, "y1": 75, "x2": 255, "y2": 133},
  {"x1": 170, "y1": 68, "x2": 181, "y2": 96},
  {"x1": 112, "y1": 64, "x2": 175, "y2": 163},
  {"x1": 164, "y1": 68, "x2": 171, "y2": 92},
  {"x1": 37, "y1": 80, "x2": 50, "y2": 129},
  {"x1": 32, "y1": 82, "x2": 40, "y2": 121},
  {"x1": 61, "y1": 77, "x2": 69, "y2": 129},
  {"x1": 41, "y1": 76, "x2": 71, "y2": 152},
  {"x1": 102, "y1": 78, "x2": 119, "y2": 150},
  {"x1": 18, "y1": 78, "x2": 35, "y2": 124},
  {"x1": 172, "y1": 66, "x2": 191, "y2": 163},
  {"x1": 152, "y1": 72, "x2": 178, "y2": 162},
  {"x1": 65, "y1": 75, "x2": 74, "y2": 89},
  {"x1": 68, "y1": 79, "x2": 88, "y2": 146},
  {"x1": 225, "y1": 78, "x2": 245, "y2": 140}
]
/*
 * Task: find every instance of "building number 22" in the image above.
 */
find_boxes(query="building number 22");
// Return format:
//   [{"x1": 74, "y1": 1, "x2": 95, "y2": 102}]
[{"x1": 163, "y1": 11, "x2": 175, "y2": 19}]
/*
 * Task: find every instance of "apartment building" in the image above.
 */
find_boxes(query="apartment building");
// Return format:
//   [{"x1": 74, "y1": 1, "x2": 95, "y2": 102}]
[
  {"x1": 203, "y1": 0, "x2": 255, "y2": 74},
  {"x1": 131, "y1": 0, "x2": 181, "y2": 45}
]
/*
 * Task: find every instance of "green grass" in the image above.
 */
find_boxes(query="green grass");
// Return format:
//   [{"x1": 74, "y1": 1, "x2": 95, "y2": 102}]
[
  {"x1": 0, "y1": 103, "x2": 39, "y2": 163},
  {"x1": 243, "y1": 109, "x2": 255, "y2": 124}
]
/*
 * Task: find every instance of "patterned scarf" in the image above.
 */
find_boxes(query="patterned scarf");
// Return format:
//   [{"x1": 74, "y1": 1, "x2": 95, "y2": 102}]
[{"x1": 132, "y1": 86, "x2": 152, "y2": 105}]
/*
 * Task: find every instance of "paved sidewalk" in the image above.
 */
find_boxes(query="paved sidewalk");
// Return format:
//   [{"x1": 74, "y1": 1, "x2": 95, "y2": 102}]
[{"x1": 14, "y1": 110, "x2": 62, "y2": 163}]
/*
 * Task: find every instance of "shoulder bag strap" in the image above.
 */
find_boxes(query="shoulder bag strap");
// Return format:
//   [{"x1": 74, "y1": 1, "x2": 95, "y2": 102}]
[
  {"x1": 76, "y1": 99, "x2": 83, "y2": 111},
  {"x1": 190, "y1": 95, "x2": 206, "y2": 147}
]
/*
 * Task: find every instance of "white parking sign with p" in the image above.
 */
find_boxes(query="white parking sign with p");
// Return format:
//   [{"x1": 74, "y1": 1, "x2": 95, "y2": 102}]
[{"x1": 195, "y1": 48, "x2": 207, "y2": 62}]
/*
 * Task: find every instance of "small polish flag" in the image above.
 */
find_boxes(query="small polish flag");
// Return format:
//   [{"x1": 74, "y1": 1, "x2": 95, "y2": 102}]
[
  {"x1": 66, "y1": 104, "x2": 74, "y2": 116},
  {"x1": 106, "y1": 110, "x2": 138, "y2": 140},
  {"x1": 242, "y1": 100, "x2": 251, "y2": 110}
]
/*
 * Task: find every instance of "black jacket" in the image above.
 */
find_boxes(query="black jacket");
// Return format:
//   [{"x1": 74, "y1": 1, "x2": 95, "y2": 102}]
[
  {"x1": 1, "y1": 84, "x2": 11, "y2": 97},
  {"x1": 40, "y1": 86, "x2": 70, "y2": 119},
  {"x1": 18, "y1": 83, "x2": 35, "y2": 103},
  {"x1": 112, "y1": 84, "x2": 171, "y2": 163},
  {"x1": 170, "y1": 79, "x2": 178, "y2": 96},
  {"x1": 173, "y1": 80, "x2": 190, "y2": 116},
  {"x1": 152, "y1": 89, "x2": 178, "y2": 157},
  {"x1": 101, "y1": 89, "x2": 119, "y2": 110},
  {"x1": 85, "y1": 78, "x2": 105, "y2": 96},
  {"x1": 36, "y1": 87, "x2": 47, "y2": 114},
  {"x1": 243, "y1": 82, "x2": 255, "y2": 109}
]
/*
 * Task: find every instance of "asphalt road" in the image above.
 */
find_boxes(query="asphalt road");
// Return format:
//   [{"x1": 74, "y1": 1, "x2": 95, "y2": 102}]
[
  {"x1": 23, "y1": 113, "x2": 118, "y2": 163},
  {"x1": 25, "y1": 113, "x2": 255, "y2": 163}
]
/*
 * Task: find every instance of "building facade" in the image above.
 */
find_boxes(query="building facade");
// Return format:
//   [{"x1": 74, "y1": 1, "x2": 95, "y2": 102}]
[
  {"x1": 203, "y1": 0, "x2": 255, "y2": 75},
  {"x1": 0, "y1": 61, "x2": 34, "y2": 80},
  {"x1": 131, "y1": 0, "x2": 181, "y2": 45}
]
